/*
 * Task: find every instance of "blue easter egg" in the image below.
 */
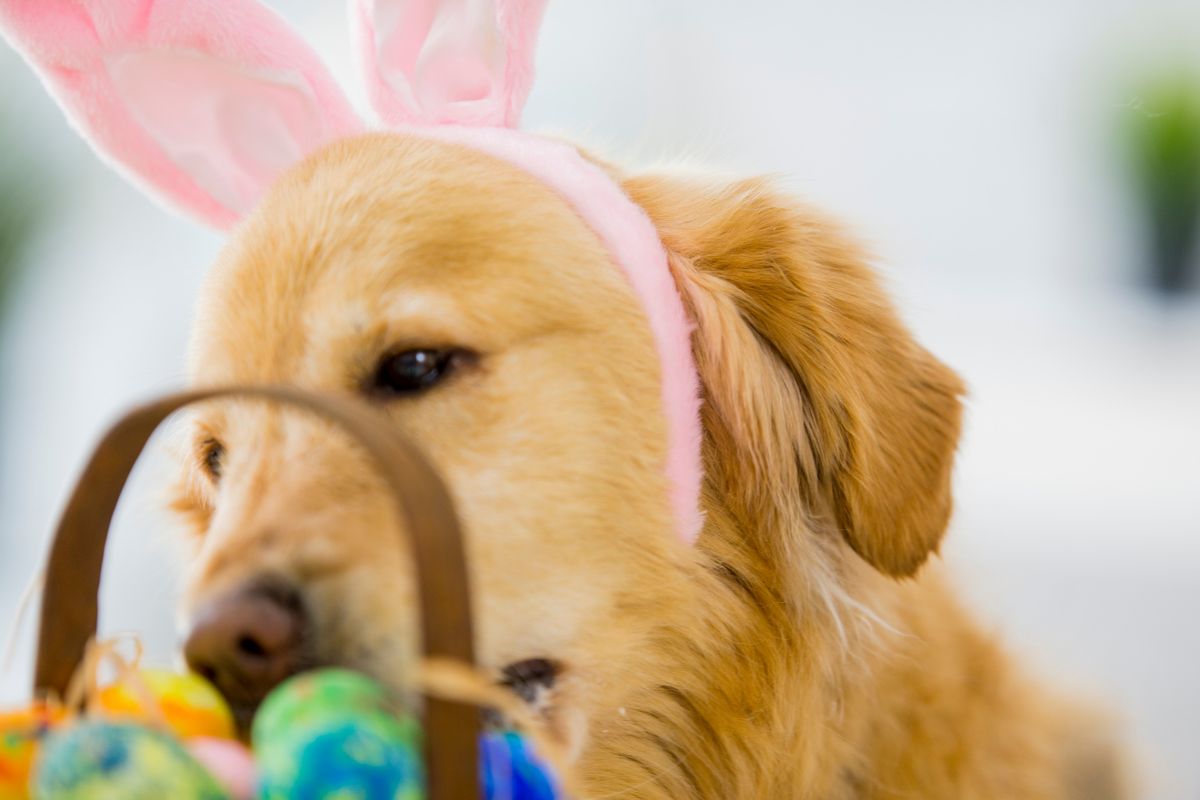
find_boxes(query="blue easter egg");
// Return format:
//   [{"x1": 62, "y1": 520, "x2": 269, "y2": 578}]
[
  {"x1": 256, "y1": 711, "x2": 423, "y2": 800},
  {"x1": 33, "y1": 721, "x2": 228, "y2": 800},
  {"x1": 253, "y1": 669, "x2": 405, "y2": 746},
  {"x1": 481, "y1": 732, "x2": 560, "y2": 800},
  {"x1": 252, "y1": 669, "x2": 559, "y2": 799}
]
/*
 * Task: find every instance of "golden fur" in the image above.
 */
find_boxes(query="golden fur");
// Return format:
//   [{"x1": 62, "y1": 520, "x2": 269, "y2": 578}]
[{"x1": 172, "y1": 133, "x2": 1126, "y2": 798}]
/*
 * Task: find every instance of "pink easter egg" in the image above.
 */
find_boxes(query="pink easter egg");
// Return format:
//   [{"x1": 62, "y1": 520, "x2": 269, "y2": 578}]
[{"x1": 187, "y1": 736, "x2": 257, "y2": 800}]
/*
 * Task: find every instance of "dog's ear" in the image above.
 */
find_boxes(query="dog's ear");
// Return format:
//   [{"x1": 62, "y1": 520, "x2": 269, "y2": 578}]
[{"x1": 624, "y1": 173, "x2": 964, "y2": 577}]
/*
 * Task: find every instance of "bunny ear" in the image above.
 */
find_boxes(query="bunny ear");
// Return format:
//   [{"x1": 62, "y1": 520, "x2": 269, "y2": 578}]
[
  {"x1": 0, "y1": 0, "x2": 361, "y2": 228},
  {"x1": 351, "y1": 0, "x2": 548, "y2": 128}
]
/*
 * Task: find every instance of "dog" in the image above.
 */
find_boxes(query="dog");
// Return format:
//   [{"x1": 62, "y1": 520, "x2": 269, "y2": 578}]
[
  {"x1": 166, "y1": 136, "x2": 1126, "y2": 799},
  {"x1": 3, "y1": 2, "x2": 1126, "y2": 797}
]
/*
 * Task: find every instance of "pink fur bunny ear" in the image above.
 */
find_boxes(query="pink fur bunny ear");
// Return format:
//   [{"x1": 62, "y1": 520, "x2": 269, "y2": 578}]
[
  {"x1": 0, "y1": 0, "x2": 362, "y2": 228},
  {"x1": 351, "y1": 0, "x2": 548, "y2": 128}
]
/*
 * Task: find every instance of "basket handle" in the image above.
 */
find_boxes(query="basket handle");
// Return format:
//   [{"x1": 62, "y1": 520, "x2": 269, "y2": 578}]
[{"x1": 33, "y1": 386, "x2": 479, "y2": 800}]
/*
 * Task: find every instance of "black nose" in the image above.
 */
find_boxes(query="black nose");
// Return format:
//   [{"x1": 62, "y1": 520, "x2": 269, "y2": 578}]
[{"x1": 184, "y1": 582, "x2": 308, "y2": 729}]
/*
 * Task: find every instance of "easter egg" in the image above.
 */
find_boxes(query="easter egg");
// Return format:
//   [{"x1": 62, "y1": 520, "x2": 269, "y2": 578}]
[
  {"x1": 33, "y1": 721, "x2": 228, "y2": 800},
  {"x1": 481, "y1": 732, "x2": 560, "y2": 800},
  {"x1": 95, "y1": 669, "x2": 235, "y2": 740},
  {"x1": 252, "y1": 669, "x2": 412, "y2": 745},
  {"x1": 188, "y1": 738, "x2": 256, "y2": 800},
  {"x1": 256, "y1": 711, "x2": 422, "y2": 800},
  {"x1": 0, "y1": 701, "x2": 66, "y2": 800}
]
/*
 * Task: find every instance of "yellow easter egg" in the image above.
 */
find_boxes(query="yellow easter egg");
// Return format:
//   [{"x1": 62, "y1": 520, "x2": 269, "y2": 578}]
[
  {"x1": 34, "y1": 721, "x2": 228, "y2": 800},
  {"x1": 95, "y1": 670, "x2": 234, "y2": 741}
]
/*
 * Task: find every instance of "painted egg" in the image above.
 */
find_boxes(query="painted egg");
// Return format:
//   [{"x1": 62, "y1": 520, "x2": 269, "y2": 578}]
[
  {"x1": 0, "y1": 701, "x2": 66, "y2": 800},
  {"x1": 187, "y1": 737, "x2": 256, "y2": 800},
  {"x1": 256, "y1": 711, "x2": 423, "y2": 800},
  {"x1": 95, "y1": 669, "x2": 235, "y2": 740},
  {"x1": 481, "y1": 732, "x2": 560, "y2": 800},
  {"x1": 252, "y1": 669, "x2": 411, "y2": 745},
  {"x1": 33, "y1": 721, "x2": 228, "y2": 800}
]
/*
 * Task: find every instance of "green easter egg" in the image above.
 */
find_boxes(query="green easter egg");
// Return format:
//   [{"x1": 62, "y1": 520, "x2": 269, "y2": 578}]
[
  {"x1": 253, "y1": 669, "x2": 413, "y2": 746},
  {"x1": 33, "y1": 721, "x2": 228, "y2": 800},
  {"x1": 256, "y1": 710, "x2": 423, "y2": 800}
]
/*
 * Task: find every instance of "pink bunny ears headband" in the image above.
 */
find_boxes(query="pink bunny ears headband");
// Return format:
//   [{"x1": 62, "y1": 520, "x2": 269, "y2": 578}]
[{"x1": 0, "y1": 0, "x2": 703, "y2": 546}]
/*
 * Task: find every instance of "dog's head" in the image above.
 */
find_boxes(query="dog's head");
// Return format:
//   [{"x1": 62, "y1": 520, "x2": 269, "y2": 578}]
[
  {"x1": 170, "y1": 134, "x2": 963, "y2": 743},
  {"x1": 173, "y1": 134, "x2": 694, "y2": 735},
  {"x1": 5, "y1": 0, "x2": 963, "y2": 755}
]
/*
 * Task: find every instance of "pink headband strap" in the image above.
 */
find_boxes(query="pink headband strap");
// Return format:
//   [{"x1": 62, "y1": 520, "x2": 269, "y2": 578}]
[{"x1": 416, "y1": 124, "x2": 704, "y2": 545}]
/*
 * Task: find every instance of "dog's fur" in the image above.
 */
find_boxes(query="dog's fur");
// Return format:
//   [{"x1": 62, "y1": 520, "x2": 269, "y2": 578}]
[{"x1": 171, "y1": 133, "x2": 1125, "y2": 798}]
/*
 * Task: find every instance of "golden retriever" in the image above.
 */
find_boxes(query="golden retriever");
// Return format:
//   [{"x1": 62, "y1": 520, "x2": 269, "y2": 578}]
[{"x1": 167, "y1": 134, "x2": 1127, "y2": 799}]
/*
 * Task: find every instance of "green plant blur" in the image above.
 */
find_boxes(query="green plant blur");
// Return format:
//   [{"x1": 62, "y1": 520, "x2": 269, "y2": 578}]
[
  {"x1": 1124, "y1": 71, "x2": 1200, "y2": 294},
  {"x1": 0, "y1": 134, "x2": 43, "y2": 321}
]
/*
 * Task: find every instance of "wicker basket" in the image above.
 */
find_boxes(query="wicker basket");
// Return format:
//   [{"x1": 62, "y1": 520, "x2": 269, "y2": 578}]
[{"x1": 32, "y1": 386, "x2": 483, "y2": 799}]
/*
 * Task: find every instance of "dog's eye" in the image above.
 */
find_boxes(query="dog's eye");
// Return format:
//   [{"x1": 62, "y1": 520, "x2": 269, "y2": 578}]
[
  {"x1": 372, "y1": 348, "x2": 463, "y2": 396},
  {"x1": 201, "y1": 439, "x2": 224, "y2": 481},
  {"x1": 500, "y1": 658, "x2": 560, "y2": 707}
]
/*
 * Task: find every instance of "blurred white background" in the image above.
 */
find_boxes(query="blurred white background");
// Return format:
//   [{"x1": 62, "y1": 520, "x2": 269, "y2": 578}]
[{"x1": 2, "y1": 1, "x2": 1198, "y2": 797}]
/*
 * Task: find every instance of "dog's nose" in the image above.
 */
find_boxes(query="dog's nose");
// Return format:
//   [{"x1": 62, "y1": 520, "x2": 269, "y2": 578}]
[{"x1": 184, "y1": 583, "x2": 308, "y2": 727}]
